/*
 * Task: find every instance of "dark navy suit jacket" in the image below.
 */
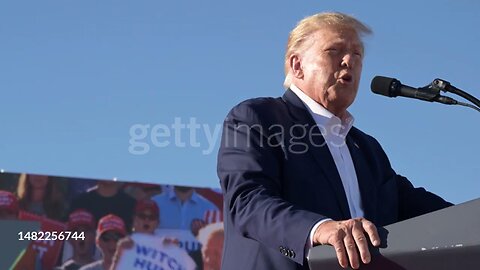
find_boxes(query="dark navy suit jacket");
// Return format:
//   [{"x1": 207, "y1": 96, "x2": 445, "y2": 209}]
[{"x1": 217, "y1": 89, "x2": 451, "y2": 270}]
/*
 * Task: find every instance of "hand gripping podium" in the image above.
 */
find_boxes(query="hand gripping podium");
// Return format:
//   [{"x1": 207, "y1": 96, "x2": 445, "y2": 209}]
[{"x1": 307, "y1": 198, "x2": 480, "y2": 270}]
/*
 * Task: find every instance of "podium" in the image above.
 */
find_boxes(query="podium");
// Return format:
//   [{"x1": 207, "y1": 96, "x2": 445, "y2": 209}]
[{"x1": 307, "y1": 198, "x2": 480, "y2": 269}]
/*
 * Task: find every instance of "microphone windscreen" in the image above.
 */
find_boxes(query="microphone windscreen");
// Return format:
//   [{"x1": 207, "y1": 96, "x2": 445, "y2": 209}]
[{"x1": 371, "y1": 76, "x2": 396, "y2": 97}]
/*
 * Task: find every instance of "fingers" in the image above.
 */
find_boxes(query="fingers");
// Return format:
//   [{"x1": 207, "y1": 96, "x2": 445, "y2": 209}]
[
  {"x1": 118, "y1": 237, "x2": 134, "y2": 249},
  {"x1": 190, "y1": 218, "x2": 207, "y2": 236},
  {"x1": 352, "y1": 221, "x2": 370, "y2": 265},
  {"x1": 343, "y1": 232, "x2": 360, "y2": 269},
  {"x1": 315, "y1": 218, "x2": 380, "y2": 269},
  {"x1": 361, "y1": 219, "x2": 381, "y2": 247},
  {"x1": 317, "y1": 221, "x2": 349, "y2": 268},
  {"x1": 330, "y1": 231, "x2": 348, "y2": 269},
  {"x1": 163, "y1": 237, "x2": 180, "y2": 246},
  {"x1": 124, "y1": 238, "x2": 135, "y2": 249}
]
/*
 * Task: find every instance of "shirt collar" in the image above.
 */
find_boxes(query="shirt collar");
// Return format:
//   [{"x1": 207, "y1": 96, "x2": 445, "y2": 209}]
[
  {"x1": 168, "y1": 189, "x2": 199, "y2": 204},
  {"x1": 289, "y1": 84, "x2": 354, "y2": 138}
]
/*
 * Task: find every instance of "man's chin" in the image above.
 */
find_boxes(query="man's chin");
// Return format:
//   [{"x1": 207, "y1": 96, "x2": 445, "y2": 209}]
[{"x1": 334, "y1": 92, "x2": 356, "y2": 107}]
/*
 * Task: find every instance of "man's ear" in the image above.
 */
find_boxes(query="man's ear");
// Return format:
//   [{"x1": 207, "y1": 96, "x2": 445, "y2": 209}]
[{"x1": 289, "y1": 54, "x2": 303, "y2": 79}]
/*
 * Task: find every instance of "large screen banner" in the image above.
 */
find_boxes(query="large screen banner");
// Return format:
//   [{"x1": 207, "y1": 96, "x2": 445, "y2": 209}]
[{"x1": 0, "y1": 172, "x2": 224, "y2": 270}]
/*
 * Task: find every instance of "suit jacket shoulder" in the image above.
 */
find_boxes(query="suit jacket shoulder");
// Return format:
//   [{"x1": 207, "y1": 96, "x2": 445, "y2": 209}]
[{"x1": 226, "y1": 96, "x2": 290, "y2": 126}]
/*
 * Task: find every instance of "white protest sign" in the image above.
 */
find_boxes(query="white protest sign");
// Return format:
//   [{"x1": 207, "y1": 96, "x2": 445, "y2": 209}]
[
  {"x1": 155, "y1": 228, "x2": 202, "y2": 252},
  {"x1": 115, "y1": 233, "x2": 197, "y2": 270}
]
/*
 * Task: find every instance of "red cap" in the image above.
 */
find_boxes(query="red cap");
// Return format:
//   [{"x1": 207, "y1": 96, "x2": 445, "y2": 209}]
[
  {"x1": 0, "y1": 191, "x2": 19, "y2": 214},
  {"x1": 135, "y1": 199, "x2": 159, "y2": 216},
  {"x1": 97, "y1": 214, "x2": 127, "y2": 236},
  {"x1": 68, "y1": 209, "x2": 96, "y2": 230}
]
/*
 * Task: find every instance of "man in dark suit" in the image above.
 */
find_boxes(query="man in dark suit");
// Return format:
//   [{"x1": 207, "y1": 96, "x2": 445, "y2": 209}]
[{"x1": 217, "y1": 12, "x2": 452, "y2": 270}]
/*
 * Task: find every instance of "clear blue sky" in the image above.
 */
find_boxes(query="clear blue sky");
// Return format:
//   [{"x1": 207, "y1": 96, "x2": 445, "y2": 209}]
[{"x1": 0, "y1": 0, "x2": 478, "y2": 204}]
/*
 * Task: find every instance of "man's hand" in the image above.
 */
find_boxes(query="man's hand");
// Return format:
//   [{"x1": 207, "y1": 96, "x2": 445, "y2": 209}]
[
  {"x1": 313, "y1": 218, "x2": 380, "y2": 269},
  {"x1": 163, "y1": 237, "x2": 180, "y2": 246},
  {"x1": 110, "y1": 237, "x2": 135, "y2": 270},
  {"x1": 190, "y1": 218, "x2": 207, "y2": 237}
]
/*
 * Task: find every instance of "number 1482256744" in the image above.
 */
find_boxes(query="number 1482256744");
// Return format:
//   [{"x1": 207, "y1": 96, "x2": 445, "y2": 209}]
[{"x1": 18, "y1": 231, "x2": 85, "y2": 241}]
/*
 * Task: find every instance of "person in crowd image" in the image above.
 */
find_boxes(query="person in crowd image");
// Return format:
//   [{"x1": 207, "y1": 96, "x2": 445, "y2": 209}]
[
  {"x1": 152, "y1": 185, "x2": 218, "y2": 232},
  {"x1": 70, "y1": 180, "x2": 136, "y2": 232},
  {"x1": 55, "y1": 209, "x2": 97, "y2": 270},
  {"x1": 123, "y1": 183, "x2": 162, "y2": 201},
  {"x1": 110, "y1": 198, "x2": 201, "y2": 270},
  {"x1": 132, "y1": 199, "x2": 160, "y2": 234},
  {"x1": 79, "y1": 214, "x2": 127, "y2": 270},
  {"x1": 197, "y1": 223, "x2": 224, "y2": 270},
  {"x1": 131, "y1": 198, "x2": 181, "y2": 245},
  {"x1": 153, "y1": 186, "x2": 219, "y2": 270},
  {"x1": 195, "y1": 188, "x2": 223, "y2": 212},
  {"x1": 16, "y1": 173, "x2": 67, "y2": 221},
  {"x1": 109, "y1": 199, "x2": 161, "y2": 262},
  {"x1": 217, "y1": 12, "x2": 453, "y2": 270},
  {"x1": 0, "y1": 190, "x2": 19, "y2": 219}
]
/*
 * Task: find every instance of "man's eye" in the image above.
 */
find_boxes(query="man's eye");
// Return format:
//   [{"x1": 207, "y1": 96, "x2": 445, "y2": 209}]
[
  {"x1": 325, "y1": 48, "x2": 339, "y2": 54},
  {"x1": 352, "y1": 48, "x2": 363, "y2": 57}
]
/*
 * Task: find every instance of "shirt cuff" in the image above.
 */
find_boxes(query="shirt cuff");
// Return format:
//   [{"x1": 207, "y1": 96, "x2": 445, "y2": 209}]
[{"x1": 304, "y1": 218, "x2": 333, "y2": 258}]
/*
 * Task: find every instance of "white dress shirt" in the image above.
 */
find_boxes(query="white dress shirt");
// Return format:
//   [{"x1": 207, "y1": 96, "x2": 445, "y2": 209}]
[{"x1": 289, "y1": 84, "x2": 364, "y2": 253}]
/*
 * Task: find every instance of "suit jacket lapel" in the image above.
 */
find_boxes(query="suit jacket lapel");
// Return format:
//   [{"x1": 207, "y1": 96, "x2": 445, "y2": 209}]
[
  {"x1": 282, "y1": 89, "x2": 351, "y2": 219},
  {"x1": 346, "y1": 132, "x2": 377, "y2": 223}
]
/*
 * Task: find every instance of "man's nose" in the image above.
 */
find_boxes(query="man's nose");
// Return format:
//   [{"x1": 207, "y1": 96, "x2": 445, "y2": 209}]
[{"x1": 341, "y1": 53, "x2": 357, "y2": 68}]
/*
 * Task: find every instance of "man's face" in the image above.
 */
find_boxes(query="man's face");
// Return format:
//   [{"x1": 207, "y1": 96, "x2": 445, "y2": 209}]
[
  {"x1": 97, "y1": 231, "x2": 124, "y2": 260},
  {"x1": 70, "y1": 226, "x2": 96, "y2": 257},
  {"x1": 133, "y1": 209, "x2": 159, "y2": 234},
  {"x1": 203, "y1": 232, "x2": 224, "y2": 270},
  {"x1": 294, "y1": 26, "x2": 364, "y2": 117}
]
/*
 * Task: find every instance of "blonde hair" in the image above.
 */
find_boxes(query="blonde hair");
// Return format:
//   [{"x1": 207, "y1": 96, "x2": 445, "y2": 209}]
[
  {"x1": 197, "y1": 222, "x2": 224, "y2": 247},
  {"x1": 283, "y1": 12, "x2": 372, "y2": 88}
]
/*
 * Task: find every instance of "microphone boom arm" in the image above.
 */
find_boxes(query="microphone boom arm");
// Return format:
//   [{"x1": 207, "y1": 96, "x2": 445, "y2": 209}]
[{"x1": 431, "y1": 78, "x2": 480, "y2": 109}]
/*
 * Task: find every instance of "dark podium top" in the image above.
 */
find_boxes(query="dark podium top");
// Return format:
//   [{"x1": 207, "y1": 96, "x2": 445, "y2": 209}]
[{"x1": 307, "y1": 198, "x2": 480, "y2": 270}]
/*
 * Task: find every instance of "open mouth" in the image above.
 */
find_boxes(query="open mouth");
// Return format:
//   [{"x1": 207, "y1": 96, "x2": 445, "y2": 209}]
[{"x1": 339, "y1": 74, "x2": 353, "y2": 83}]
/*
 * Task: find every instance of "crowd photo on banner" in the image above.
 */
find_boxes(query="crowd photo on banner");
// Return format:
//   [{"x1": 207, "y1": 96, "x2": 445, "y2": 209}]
[{"x1": 0, "y1": 172, "x2": 225, "y2": 270}]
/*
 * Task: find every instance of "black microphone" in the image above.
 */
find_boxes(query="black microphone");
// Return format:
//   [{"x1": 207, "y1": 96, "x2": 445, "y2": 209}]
[{"x1": 371, "y1": 76, "x2": 457, "y2": 105}]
